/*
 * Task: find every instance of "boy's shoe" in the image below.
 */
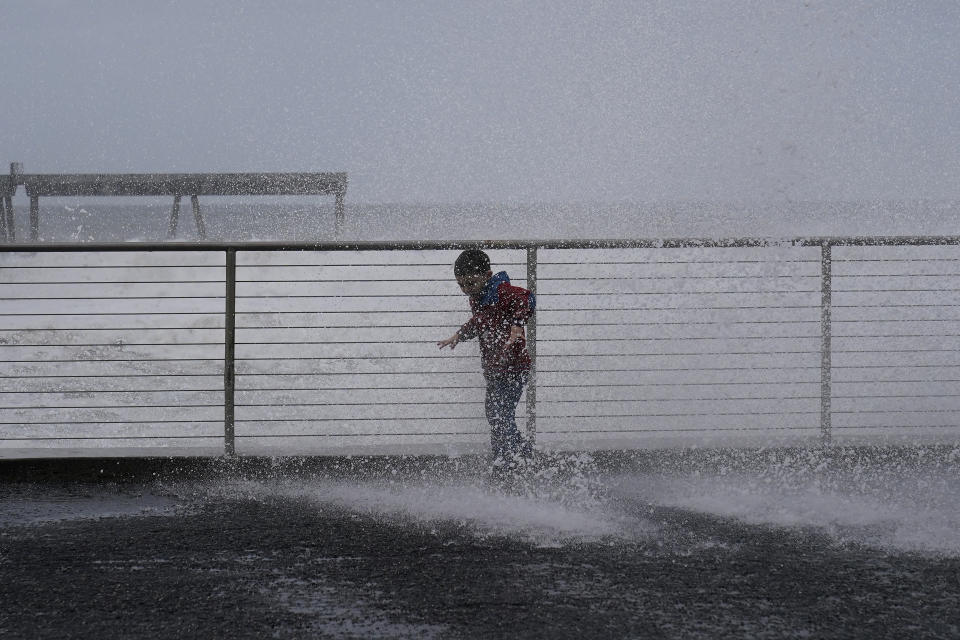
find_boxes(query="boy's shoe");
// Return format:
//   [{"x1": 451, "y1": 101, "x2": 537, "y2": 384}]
[{"x1": 487, "y1": 452, "x2": 533, "y2": 495}]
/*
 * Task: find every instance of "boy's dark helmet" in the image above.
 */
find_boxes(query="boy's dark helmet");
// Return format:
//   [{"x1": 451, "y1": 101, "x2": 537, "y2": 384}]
[{"x1": 454, "y1": 249, "x2": 490, "y2": 276}]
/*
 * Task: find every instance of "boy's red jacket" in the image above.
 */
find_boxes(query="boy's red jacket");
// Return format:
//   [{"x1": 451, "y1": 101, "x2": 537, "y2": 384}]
[{"x1": 457, "y1": 271, "x2": 536, "y2": 375}]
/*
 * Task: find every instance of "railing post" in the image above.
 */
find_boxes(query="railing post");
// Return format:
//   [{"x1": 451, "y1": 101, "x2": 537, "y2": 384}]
[
  {"x1": 820, "y1": 240, "x2": 832, "y2": 446},
  {"x1": 526, "y1": 245, "x2": 538, "y2": 448},
  {"x1": 224, "y1": 248, "x2": 237, "y2": 456}
]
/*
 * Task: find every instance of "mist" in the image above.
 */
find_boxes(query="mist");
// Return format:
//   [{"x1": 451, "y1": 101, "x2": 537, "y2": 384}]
[{"x1": 2, "y1": 0, "x2": 958, "y2": 204}]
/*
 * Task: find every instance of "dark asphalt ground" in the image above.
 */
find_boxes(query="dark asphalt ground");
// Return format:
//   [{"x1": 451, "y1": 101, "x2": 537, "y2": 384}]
[{"x1": 1, "y1": 452, "x2": 959, "y2": 639}]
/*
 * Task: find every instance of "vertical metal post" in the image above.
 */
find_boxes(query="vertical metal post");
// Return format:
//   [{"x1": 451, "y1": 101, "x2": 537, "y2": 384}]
[
  {"x1": 191, "y1": 195, "x2": 207, "y2": 239},
  {"x1": 334, "y1": 191, "x2": 345, "y2": 236},
  {"x1": 2, "y1": 196, "x2": 12, "y2": 242},
  {"x1": 224, "y1": 248, "x2": 237, "y2": 456},
  {"x1": 820, "y1": 241, "x2": 832, "y2": 446},
  {"x1": 7, "y1": 163, "x2": 20, "y2": 242},
  {"x1": 525, "y1": 246, "x2": 538, "y2": 447},
  {"x1": 0, "y1": 195, "x2": 8, "y2": 242},
  {"x1": 168, "y1": 195, "x2": 181, "y2": 239},
  {"x1": 29, "y1": 195, "x2": 39, "y2": 241}
]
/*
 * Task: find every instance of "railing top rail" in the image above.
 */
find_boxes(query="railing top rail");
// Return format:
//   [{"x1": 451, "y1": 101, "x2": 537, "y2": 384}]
[
  {"x1": 4, "y1": 236, "x2": 960, "y2": 253},
  {"x1": 16, "y1": 172, "x2": 348, "y2": 198}
]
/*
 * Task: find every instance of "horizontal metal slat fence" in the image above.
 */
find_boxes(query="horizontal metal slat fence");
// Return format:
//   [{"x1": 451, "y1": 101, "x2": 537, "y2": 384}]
[
  {"x1": 2, "y1": 238, "x2": 960, "y2": 457},
  {"x1": 231, "y1": 248, "x2": 526, "y2": 455},
  {"x1": 0, "y1": 251, "x2": 227, "y2": 454},
  {"x1": 534, "y1": 246, "x2": 823, "y2": 448},
  {"x1": 831, "y1": 245, "x2": 960, "y2": 442}
]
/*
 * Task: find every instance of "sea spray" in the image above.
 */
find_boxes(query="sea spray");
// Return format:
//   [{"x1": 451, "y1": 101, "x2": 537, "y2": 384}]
[
  {"x1": 165, "y1": 451, "x2": 642, "y2": 545},
  {"x1": 608, "y1": 445, "x2": 960, "y2": 556}
]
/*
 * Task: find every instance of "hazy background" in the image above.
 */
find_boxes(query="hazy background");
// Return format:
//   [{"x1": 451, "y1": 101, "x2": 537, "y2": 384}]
[{"x1": 1, "y1": 0, "x2": 959, "y2": 204}]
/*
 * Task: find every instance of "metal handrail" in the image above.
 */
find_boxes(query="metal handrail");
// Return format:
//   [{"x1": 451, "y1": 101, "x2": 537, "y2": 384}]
[{"x1": 5, "y1": 235, "x2": 960, "y2": 252}]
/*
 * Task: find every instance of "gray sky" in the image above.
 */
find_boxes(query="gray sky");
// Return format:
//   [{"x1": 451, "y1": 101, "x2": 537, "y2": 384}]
[{"x1": 2, "y1": 0, "x2": 958, "y2": 203}]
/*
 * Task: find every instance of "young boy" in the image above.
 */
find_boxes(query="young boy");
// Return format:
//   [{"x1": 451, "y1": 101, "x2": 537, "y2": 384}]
[{"x1": 437, "y1": 249, "x2": 536, "y2": 466}]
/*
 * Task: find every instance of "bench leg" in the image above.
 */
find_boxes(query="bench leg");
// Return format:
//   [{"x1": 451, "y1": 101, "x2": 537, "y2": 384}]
[
  {"x1": 191, "y1": 195, "x2": 207, "y2": 239},
  {"x1": 168, "y1": 195, "x2": 181, "y2": 239}
]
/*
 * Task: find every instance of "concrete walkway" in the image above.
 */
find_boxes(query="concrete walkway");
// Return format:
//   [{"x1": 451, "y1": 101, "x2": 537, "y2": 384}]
[{"x1": 2, "y1": 451, "x2": 959, "y2": 639}]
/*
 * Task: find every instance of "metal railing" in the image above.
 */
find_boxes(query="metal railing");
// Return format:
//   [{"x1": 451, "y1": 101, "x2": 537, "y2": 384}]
[{"x1": 3, "y1": 236, "x2": 960, "y2": 457}]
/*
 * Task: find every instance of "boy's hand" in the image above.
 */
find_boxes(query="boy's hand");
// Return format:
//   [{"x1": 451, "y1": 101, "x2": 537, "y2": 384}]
[
  {"x1": 504, "y1": 325, "x2": 524, "y2": 347},
  {"x1": 437, "y1": 332, "x2": 460, "y2": 350}
]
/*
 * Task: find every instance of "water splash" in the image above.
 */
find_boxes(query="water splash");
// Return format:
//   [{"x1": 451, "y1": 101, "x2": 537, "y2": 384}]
[
  {"x1": 611, "y1": 461, "x2": 960, "y2": 556},
  {"x1": 173, "y1": 451, "x2": 647, "y2": 545}
]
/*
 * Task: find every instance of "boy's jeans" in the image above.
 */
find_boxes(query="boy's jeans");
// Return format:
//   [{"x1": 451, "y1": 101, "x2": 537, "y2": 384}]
[{"x1": 484, "y1": 370, "x2": 531, "y2": 463}]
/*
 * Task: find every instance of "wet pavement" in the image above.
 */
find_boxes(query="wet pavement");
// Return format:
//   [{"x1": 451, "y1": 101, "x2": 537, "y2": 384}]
[{"x1": 1, "y1": 451, "x2": 960, "y2": 639}]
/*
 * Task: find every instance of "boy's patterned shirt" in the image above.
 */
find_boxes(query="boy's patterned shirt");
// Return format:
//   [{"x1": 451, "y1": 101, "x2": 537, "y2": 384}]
[{"x1": 457, "y1": 271, "x2": 536, "y2": 375}]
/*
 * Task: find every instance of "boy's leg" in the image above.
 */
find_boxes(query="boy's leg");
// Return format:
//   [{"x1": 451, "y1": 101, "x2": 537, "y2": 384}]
[{"x1": 485, "y1": 371, "x2": 530, "y2": 463}]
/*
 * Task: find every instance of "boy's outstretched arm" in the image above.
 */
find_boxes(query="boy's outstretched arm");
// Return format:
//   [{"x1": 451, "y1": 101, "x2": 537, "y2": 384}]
[
  {"x1": 439, "y1": 314, "x2": 482, "y2": 350},
  {"x1": 441, "y1": 313, "x2": 482, "y2": 350},
  {"x1": 437, "y1": 331, "x2": 460, "y2": 350}
]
